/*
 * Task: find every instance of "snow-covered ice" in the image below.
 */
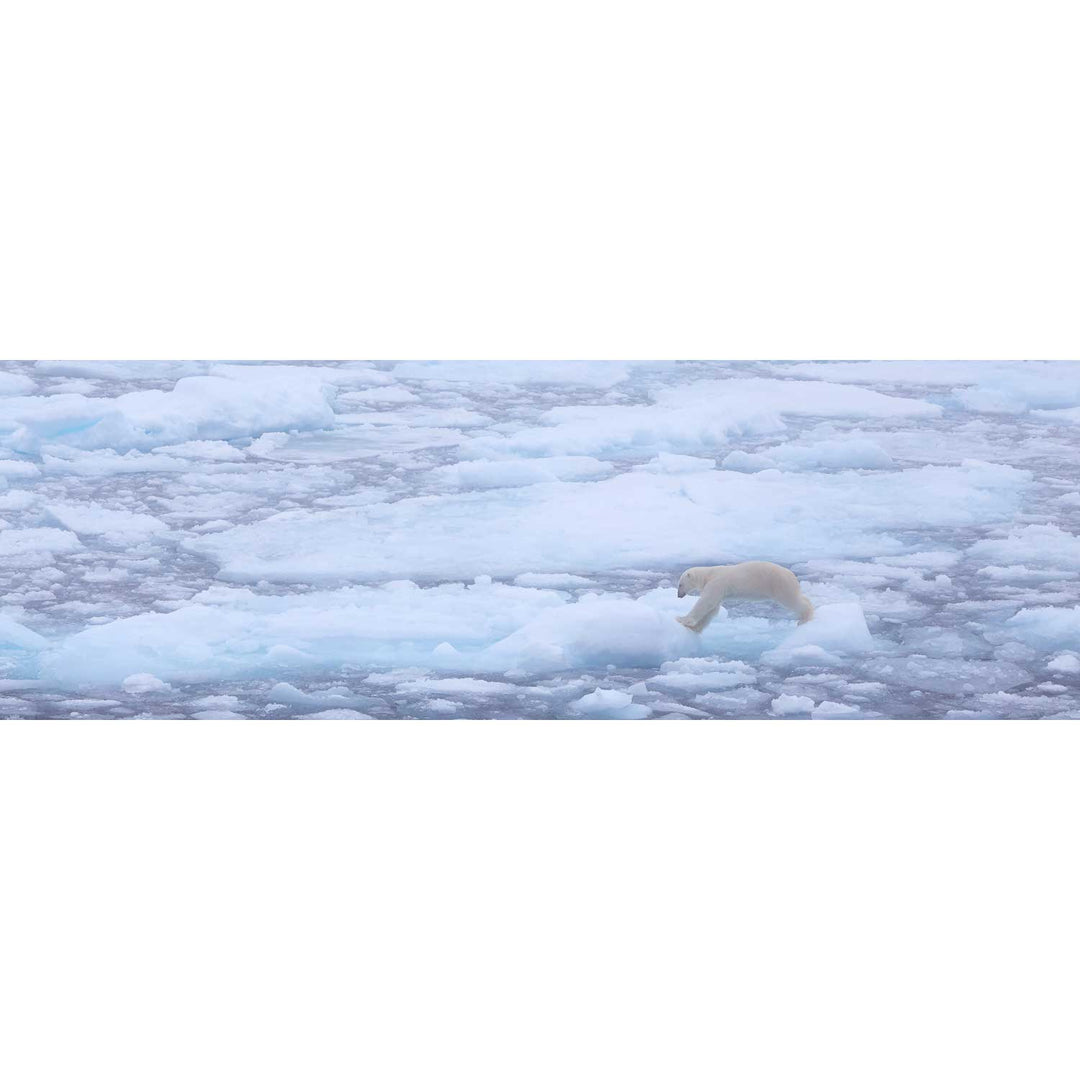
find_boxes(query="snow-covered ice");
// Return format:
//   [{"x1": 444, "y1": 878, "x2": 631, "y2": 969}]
[{"x1": 2, "y1": 359, "x2": 1080, "y2": 719}]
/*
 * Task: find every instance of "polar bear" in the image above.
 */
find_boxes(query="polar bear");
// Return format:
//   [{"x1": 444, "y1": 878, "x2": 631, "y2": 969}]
[{"x1": 675, "y1": 561, "x2": 814, "y2": 631}]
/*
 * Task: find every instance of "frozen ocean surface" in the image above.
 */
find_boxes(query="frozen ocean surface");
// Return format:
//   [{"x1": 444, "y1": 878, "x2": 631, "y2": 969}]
[{"x1": 1, "y1": 359, "x2": 1079, "y2": 719}]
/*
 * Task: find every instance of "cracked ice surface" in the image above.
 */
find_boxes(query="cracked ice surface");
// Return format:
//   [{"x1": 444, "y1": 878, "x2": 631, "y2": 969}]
[{"x1": 2, "y1": 359, "x2": 1079, "y2": 719}]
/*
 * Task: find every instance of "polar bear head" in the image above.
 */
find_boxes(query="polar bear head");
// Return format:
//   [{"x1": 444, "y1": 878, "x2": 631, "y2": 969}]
[{"x1": 677, "y1": 566, "x2": 712, "y2": 598}]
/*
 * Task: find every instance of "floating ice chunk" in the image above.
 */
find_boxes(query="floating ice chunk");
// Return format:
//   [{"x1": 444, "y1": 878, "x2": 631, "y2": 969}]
[
  {"x1": 651, "y1": 377, "x2": 942, "y2": 418},
  {"x1": 658, "y1": 657, "x2": 755, "y2": 676},
  {"x1": 122, "y1": 673, "x2": 172, "y2": 694},
  {"x1": 722, "y1": 438, "x2": 894, "y2": 473},
  {"x1": 800, "y1": 559, "x2": 919, "y2": 591},
  {"x1": 648, "y1": 672, "x2": 748, "y2": 690},
  {"x1": 770, "y1": 693, "x2": 816, "y2": 715},
  {"x1": 872, "y1": 551, "x2": 962, "y2": 570},
  {"x1": 648, "y1": 658, "x2": 756, "y2": 692},
  {"x1": 977, "y1": 565, "x2": 1074, "y2": 582},
  {"x1": 357, "y1": 407, "x2": 493, "y2": 429},
  {"x1": 45, "y1": 503, "x2": 170, "y2": 539},
  {"x1": 969, "y1": 524, "x2": 1080, "y2": 569},
  {"x1": 267, "y1": 682, "x2": 376, "y2": 712},
  {"x1": 1002, "y1": 606, "x2": 1080, "y2": 651},
  {"x1": 264, "y1": 644, "x2": 315, "y2": 665},
  {"x1": 991, "y1": 641, "x2": 1036, "y2": 663},
  {"x1": 996, "y1": 641, "x2": 1050, "y2": 664},
  {"x1": 117, "y1": 374, "x2": 335, "y2": 448},
  {"x1": 294, "y1": 422, "x2": 468, "y2": 455},
  {"x1": 192, "y1": 709, "x2": 248, "y2": 720},
  {"x1": 783, "y1": 644, "x2": 846, "y2": 666},
  {"x1": 0, "y1": 613, "x2": 49, "y2": 651},
  {"x1": 953, "y1": 387, "x2": 1027, "y2": 414},
  {"x1": 431, "y1": 456, "x2": 614, "y2": 489},
  {"x1": 391, "y1": 361, "x2": 634, "y2": 387},
  {"x1": 39, "y1": 448, "x2": 197, "y2": 475},
  {"x1": 311, "y1": 364, "x2": 394, "y2": 388},
  {"x1": 424, "y1": 699, "x2": 464, "y2": 716},
  {"x1": 33, "y1": 360, "x2": 211, "y2": 381},
  {"x1": 0, "y1": 372, "x2": 335, "y2": 454},
  {"x1": 246, "y1": 432, "x2": 290, "y2": 457},
  {"x1": 0, "y1": 460, "x2": 40, "y2": 478},
  {"x1": 568, "y1": 688, "x2": 651, "y2": 719},
  {"x1": 0, "y1": 697, "x2": 34, "y2": 713},
  {"x1": 156, "y1": 490, "x2": 263, "y2": 524},
  {"x1": 955, "y1": 365, "x2": 1079, "y2": 411},
  {"x1": 0, "y1": 490, "x2": 38, "y2": 510},
  {"x1": 43, "y1": 378, "x2": 99, "y2": 395},
  {"x1": 785, "y1": 360, "x2": 1080, "y2": 410},
  {"x1": 191, "y1": 694, "x2": 242, "y2": 710},
  {"x1": 480, "y1": 597, "x2": 701, "y2": 674},
  {"x1": 0, "y1": 528, "x2": 82, "y2": 558},
  {"x1": 810, "y1": 700, "x2": 861, "y2": 718},
  {"x1": 782, "y1": 360, "x2": 988, "y2": 386},
  {"x1": 648, "y1": 701, "x2": 712, "y2": 718},
  {"x1": 634, "y1": 453, "x2": 717, "y2": 474},
  {"x1": 1057, "y1": 492, "x2": 1080, "y2": 506},
  {"x1": 1047, "y1": 653, "x2": 1080, "y2": 673},
  {"x1": 691, "y1": 687, "x2": 771, "y2": 713},
  {"x1": 0, "y1": 372, "x2": 36, "y2": 395},
  {"x1": 977, "y1": 691, "x2": 1067, "y2": 715},
  {"x1": 151, "y1": 440, "x2": 246, "y2": 461},
  {"x1": 721, "y1": 451, "x2": 774, "y2": 473},
  {"x1": 303, "y1": 709, "x2": 374, "y2": 719},
  {"x1": 761, "y1": 603, "x2": 874, "y2": 668},
  {"x1": 338, "y1": 386, "x2": 419, "y2": 404},
  {"x1": 393, "y1": 677, "x2": 529, "y2": 696},
  {"x1": 461, "y1": 405, "x2": 784, "y2": 459},
  {"x1": 513, "y1": 573, "x2": 596, "y2": 588}
]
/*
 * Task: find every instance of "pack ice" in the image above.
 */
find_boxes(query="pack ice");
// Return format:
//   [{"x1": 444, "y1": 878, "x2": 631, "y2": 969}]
[{"x1": 1, "y1": 359, "x2": 1079, "y2": 719}]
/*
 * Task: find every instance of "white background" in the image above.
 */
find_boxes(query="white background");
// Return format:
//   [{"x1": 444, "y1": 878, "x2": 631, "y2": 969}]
[{"x1": 2, "y1": 1, "x2": 1079, "y2": 1078}]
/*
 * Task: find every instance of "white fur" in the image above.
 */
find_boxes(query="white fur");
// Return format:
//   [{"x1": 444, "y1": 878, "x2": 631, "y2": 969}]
[{"x1": 675, "y1": 560, "x2": 814, "y2": 632}]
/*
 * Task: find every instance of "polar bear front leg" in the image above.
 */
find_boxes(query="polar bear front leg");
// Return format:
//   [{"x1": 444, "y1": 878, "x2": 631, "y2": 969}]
[{"x1": 676, "y1": 579, "x2": 726, "y2": 633}]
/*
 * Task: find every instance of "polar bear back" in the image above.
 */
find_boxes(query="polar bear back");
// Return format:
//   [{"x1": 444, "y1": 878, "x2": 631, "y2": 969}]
[{"x1": 713, "y1": 560, "x2": 801, "y2": 603}]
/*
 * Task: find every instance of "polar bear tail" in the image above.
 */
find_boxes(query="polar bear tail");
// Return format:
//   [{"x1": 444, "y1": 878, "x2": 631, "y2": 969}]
[{"x1": 795, "y1": 595, "x2": 815, "y2": 624}]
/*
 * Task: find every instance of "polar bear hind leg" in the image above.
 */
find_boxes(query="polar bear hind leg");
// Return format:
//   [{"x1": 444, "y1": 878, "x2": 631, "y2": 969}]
[
  {"x1": 793, "y1": 594, "x2": 814, "y2": 624},
  {"x1": 771, "y1": 575, "x2": 814, "y2": 624}
]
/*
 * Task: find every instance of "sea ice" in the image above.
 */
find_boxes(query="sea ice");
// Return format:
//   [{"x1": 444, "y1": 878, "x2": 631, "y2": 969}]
[
  {"x1": 2, "y1": 359, "x2": 1077, "y2": 718},
  {"x1": 122, "y1": 673, "x2": 172, "y2": 694},
  {"x1": 45, "y1": 503, "x2": 171, "y2": 539},
  {"x1": 1047, "y1": 653, "x2": 1080, "y2": 673},
  {"x1": 182, "y1": 461, "x2": 1032, "y2": 583},
  {"x1": 770, "y1": 694, "x2": 816, "y2": 715},
  {"x1": 569, "y1": 688, "x2": 651, "y2": 719},
  {"x1": 721, "y1": 438, "x2": 894, "y2": 473},
  {"x1": 810, "y1": 700, "x2": 861, "y2": 718}
]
